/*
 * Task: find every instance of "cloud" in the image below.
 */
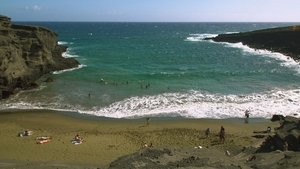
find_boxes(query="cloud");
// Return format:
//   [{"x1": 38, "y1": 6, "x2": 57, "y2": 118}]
[
  {"x1": 33, "y1": 5, "x2": 41, "y2": 11},
  {"x1": 25, "y1": 5, "x2": 42, "y2": 11}
]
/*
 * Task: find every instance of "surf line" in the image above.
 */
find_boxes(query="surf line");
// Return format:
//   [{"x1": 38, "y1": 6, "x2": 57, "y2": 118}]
[{"x1": 52, "y1": 64, "x2": 87, "y2": 75}]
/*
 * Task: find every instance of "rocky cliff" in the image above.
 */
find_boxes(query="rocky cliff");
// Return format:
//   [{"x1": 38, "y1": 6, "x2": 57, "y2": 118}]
[
  {"x1": 0, "y1": 15, "x2": 79, "y2": 99},
  {"x1": 207, "y1": 25, "x2": 300, "y2": 61}
]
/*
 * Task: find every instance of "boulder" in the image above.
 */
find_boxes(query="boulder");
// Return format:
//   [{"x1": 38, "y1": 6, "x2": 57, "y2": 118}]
[{"x1": 271, "y1": 115, "x2": 285, "y2": 122}]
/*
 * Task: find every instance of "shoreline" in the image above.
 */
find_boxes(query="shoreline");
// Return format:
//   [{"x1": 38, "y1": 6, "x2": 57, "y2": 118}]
[{"x1": 0, "y1": 108, "x2": 272, "y2": 123}]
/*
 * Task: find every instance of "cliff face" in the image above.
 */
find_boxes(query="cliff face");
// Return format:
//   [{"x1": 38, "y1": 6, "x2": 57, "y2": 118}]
[
  {"x1": 208, "y1": 26, "x2": 300, "y2": 61},
  {"x1": 0, "y1": 15, "x2": 79, "y2": 99}
]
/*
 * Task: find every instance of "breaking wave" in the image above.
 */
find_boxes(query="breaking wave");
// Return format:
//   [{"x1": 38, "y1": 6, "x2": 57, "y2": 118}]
[
  {"x1": 58, "y1": 41, "x2": 74, "y2": 45},
  {"x1": 185, "y1": 33, "x2": 300, "y2": 75},
  {"x1": 62, "y1": 48, "x2": 79, "y2": 58},
  {"x1": 185, "y1": 33, "x2": 218, "y2": 42},
  {"x1": 52, "y1": 64, "x2": 87, "y2": 75},
  {"x1": 185, "y1": 32, "x2": 238, "y2": 42},
  {"x1": 221, "y1": 42, "x2": 300, "y2": 75},
  {"x1": 2, "y1": 89, "x2": 300, "y2": 119}
]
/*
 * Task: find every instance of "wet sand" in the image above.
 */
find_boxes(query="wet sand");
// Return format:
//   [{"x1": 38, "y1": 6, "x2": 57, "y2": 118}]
[{"x1": 0, "y1": 109, "x2": 279, "y2": 168}]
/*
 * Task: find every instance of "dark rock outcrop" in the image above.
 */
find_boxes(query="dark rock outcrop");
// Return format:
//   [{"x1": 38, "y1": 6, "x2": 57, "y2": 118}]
[
  {"x1": 257, "y1": 116, "x2": 300, "y2": 152},
  {"x1": 207, "y1": 25, "x2": 300, "y2": 61},
  {"x1": 108, "y1": 147, "x2": 242, "y2": 169},
  {"x1": 108, "y1": 146, "x2": 300, "y2": 169},
  {"x1": 0, "y1": 15, "x2": 79, "y2": 99},
  {"x1": 108, "y1": 116, "x2": 300, "y2": 169},
  {"x1": 271, "y1": 114, "x2": 285, "y2": 122}
]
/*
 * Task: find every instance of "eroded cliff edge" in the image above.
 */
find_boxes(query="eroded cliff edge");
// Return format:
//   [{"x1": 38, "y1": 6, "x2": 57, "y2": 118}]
[
  {"x1": 206, "y1": 25, "x2": 300, "y2": 61},
  {"x1": 0, "y1": 15, "x2": 79, "y2": 99}
]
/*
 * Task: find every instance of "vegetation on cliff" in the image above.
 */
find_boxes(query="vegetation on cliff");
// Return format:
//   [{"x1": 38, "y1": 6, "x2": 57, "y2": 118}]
[{"x1": 0, "y1": 15, "x2": 79, "y2": 99}]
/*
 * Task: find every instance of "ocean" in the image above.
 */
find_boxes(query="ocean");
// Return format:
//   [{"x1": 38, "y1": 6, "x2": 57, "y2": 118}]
[{"x1": 1, "y1": 22, "x2": 300, "y2": 119}]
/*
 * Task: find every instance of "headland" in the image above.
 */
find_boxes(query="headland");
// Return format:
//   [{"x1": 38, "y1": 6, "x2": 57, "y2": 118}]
[
  {"x1": 0, "y1": 15, "x2": 79, "y2": 99},
  {"x1": 206, "y1": 25, "x2": 300, "y2": 61}
]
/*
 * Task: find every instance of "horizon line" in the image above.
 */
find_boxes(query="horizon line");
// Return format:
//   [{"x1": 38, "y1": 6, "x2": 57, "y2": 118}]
[{"x1": 13, "y1": 20, "x2": 300, "y2": 23}]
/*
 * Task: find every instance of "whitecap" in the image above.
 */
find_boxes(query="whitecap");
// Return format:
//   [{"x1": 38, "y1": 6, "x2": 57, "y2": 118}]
[
  {"x1": 62, "y1": 49, "x2": 79, "y2": 58},
  {"x1": 186, "y1": 33, "x2": 300, "y2": 75},
  {"x1": 185, "y1": 33, "x2": 218, "y2": 42},
  {"x1": 58, "y1": 41, "x2": 68, "y2": 45},
  {"x1": 225, "y1": 32, "x2": 240, "y2": 34},
  {"x1": 221, "y1": 42, "x2": 300, "y2": 74},
  {"x1": 58, "y1": 41, "x2": 74, "y2": 45},
  {"x1": 76, "y1": 89, "x2": 300, "y2": 119},
  {"x1": 2, "y1": 88, "x2": 300, "y2": 119},
  {"x1": 52, "y1": 64, "x2": 87, "y2": 75}
]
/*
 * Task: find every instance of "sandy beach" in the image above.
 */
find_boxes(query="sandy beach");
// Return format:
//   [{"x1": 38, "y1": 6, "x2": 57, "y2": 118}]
[
  {"x1": 1, "y1": 1, "x2": 300, "y2": 168},
  {"x1": 0, "y1": 109, "x2": 279, "y2": 168}
]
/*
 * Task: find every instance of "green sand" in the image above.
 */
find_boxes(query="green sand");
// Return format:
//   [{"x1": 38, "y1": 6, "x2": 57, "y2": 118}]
[{"x1": 0, "y1": 109, "x2": 278, "y2": 168}]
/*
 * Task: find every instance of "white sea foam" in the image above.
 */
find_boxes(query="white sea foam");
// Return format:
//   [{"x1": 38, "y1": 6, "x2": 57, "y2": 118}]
[
  {"x1": 186, "y1": 33, "x2": 300, "y2": 74},
  {"x1": 58, "y1": 41, "x2": 68, "y2": 45},
  {"x1": 185, "y1": 33, "x2": 218, "y2": 42},
  {"x1": 1, "y1": 88, "x2": 300, "y2": 119},
  {"x1": 185, "y1": 32, "x2": 238, "y2": 42},
  {"x1": 58, "y1": 41, "x2": 74, "y2": 45},
  {"x1": 222, "y1": 42, "x2": 300, "y2": 74},
  {"x1": 59, "y1": 41, "x2": 78, "y2": 58},
  {"x1": 76, "y1": 89, "x2": 300, "y2": 119},
  {"x1": 62, "y1": 48, "x2": 79, "y2": 58},
  {"x1": 52, "y1": 64, "x2": 87, "y2": 75},
  {"x1": 225, "y1": 32, "x2": 239, "y2": 34}
]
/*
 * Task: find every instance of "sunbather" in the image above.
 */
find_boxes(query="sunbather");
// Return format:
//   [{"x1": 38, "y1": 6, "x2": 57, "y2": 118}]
[
  {"x1": 36, "y1": 136, "x2": 51, "y2": 144},
  {"x1": 72, "y1": 134, "x2": 84, "y2": 144}
]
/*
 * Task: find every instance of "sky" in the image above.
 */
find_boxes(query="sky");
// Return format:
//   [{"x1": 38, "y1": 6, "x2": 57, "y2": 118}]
[{"x1": 1, "y1": 0, "x2": 300, "y2": 22}]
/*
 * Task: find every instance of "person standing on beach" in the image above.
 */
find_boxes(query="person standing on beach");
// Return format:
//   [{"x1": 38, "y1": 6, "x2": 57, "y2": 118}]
[
  {"x1": 244, "y1": 109, "x2": 250, "y2": 123},
  {"x1": 205, "y1": 128, "x2": 210, "y2": 138},
  {"x1": 146, "y1": 117, "x2": 150, "y2": 126},
  {"x1": 219, "y1": 126, "x2": 225, "y2": 143}
]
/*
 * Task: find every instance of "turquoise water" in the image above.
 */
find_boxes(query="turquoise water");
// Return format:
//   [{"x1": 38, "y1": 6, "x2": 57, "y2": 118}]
[{"x1": 2, "y1": 22, "x2": 300, "y2": 118}]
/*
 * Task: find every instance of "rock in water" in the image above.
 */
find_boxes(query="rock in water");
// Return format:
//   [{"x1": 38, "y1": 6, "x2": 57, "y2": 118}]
[{"x1": 0, "y1": 15, "x2": 79, "y2": 99}]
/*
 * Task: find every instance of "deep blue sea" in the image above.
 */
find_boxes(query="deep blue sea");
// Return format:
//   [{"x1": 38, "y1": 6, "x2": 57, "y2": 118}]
[{"x1": 1, "y1": 22, "x2": 300, "y2": 118}]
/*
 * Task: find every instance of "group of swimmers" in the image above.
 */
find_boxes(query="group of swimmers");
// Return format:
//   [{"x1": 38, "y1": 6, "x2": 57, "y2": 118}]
[{"x1": 99, "y1": 78, "x2": 154, "y2": 89}]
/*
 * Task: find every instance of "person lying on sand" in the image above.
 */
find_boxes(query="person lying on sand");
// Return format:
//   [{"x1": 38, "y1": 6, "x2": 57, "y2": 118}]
[
  {"x1": 18, "y1": 129, "x2": 33, "y2": 137},
  {"x1": 72, "y1": 134, "x2": 84, "y2": 144},
  {"x1": 36, "y1": 136, "x2": 51, "y2": 144},
  {"x1": 74, "y1": 134, "x2": 81, "y2": 141}
]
